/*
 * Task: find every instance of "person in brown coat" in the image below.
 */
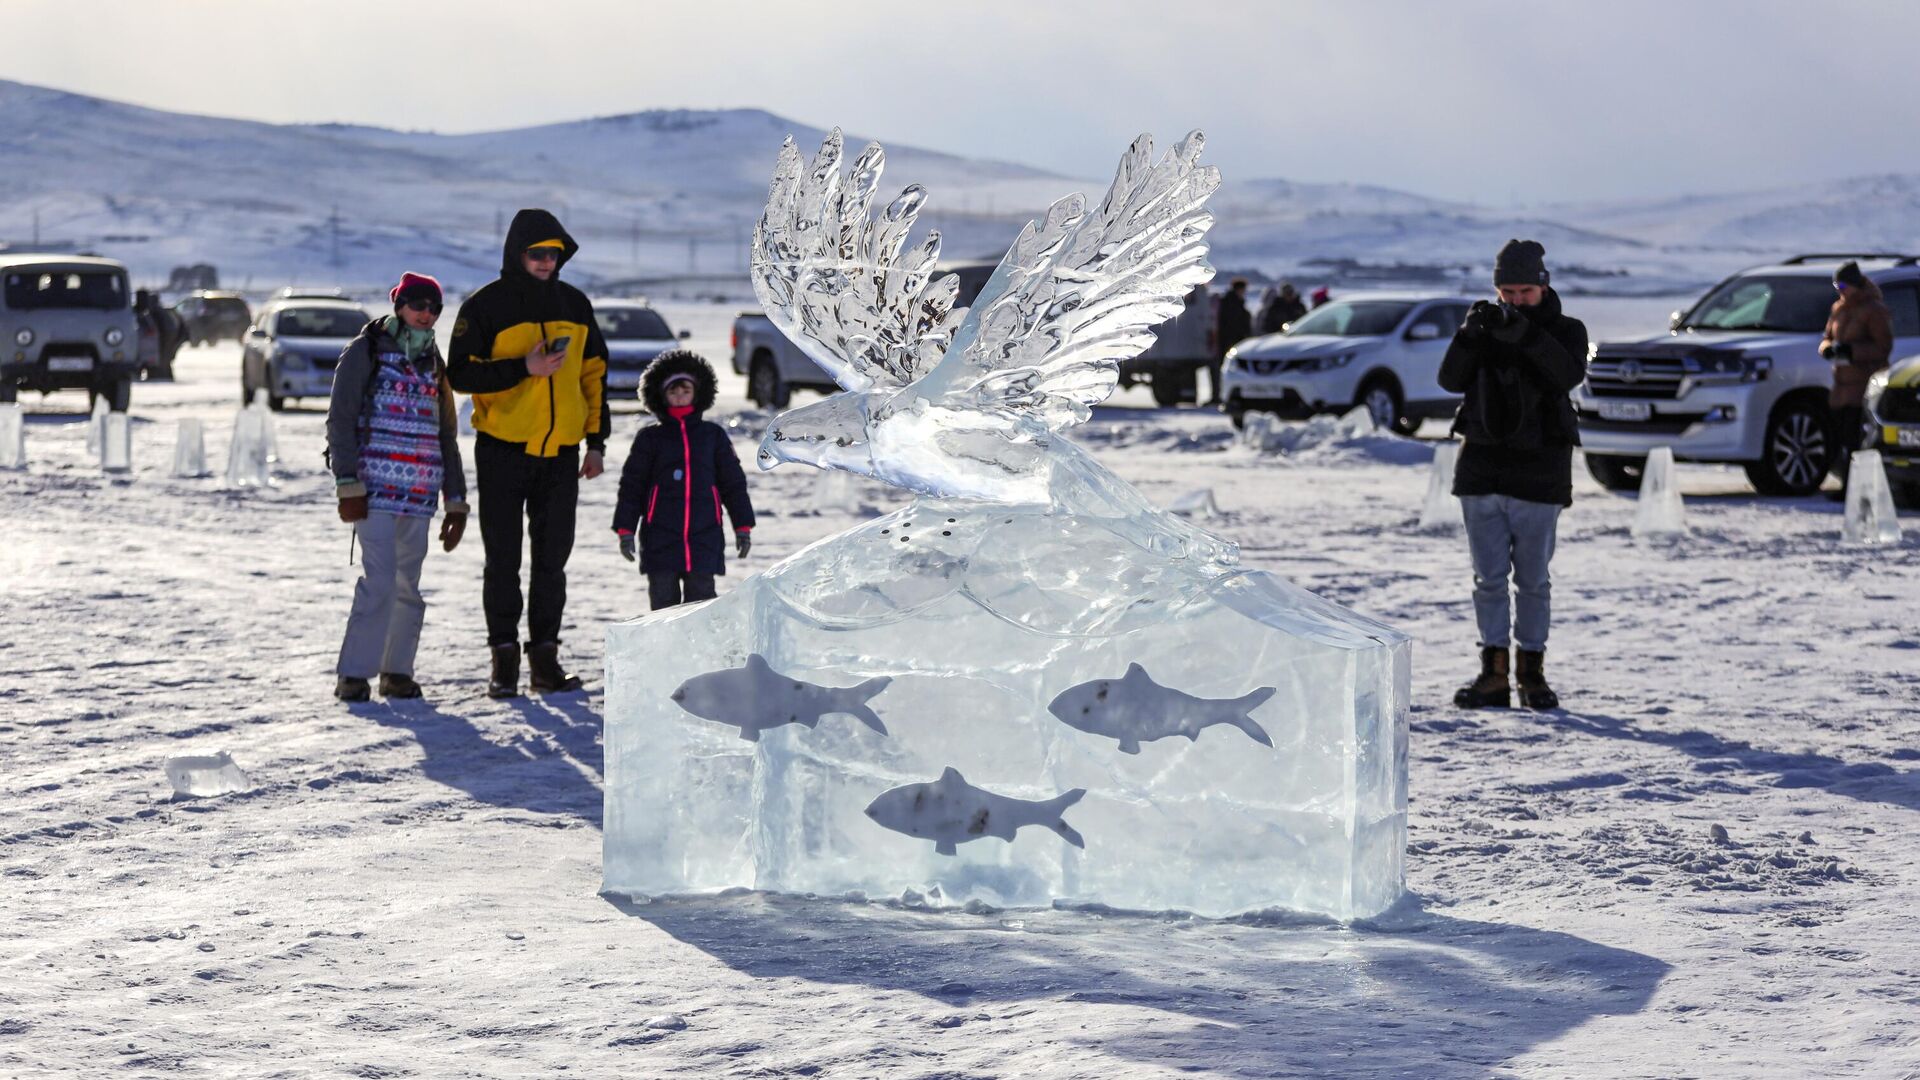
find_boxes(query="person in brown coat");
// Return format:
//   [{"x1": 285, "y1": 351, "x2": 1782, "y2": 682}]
[{"x1": 1819, "y1": 261, "x2": 1894, "y2": 494}]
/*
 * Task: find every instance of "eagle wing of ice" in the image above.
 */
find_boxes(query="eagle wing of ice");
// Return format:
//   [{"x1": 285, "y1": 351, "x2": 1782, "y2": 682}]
[
  {"x1": 905, "y1": 131, "x2": 1221, "y2": 430},
  {"x1": 750, "y1": 128, "x2": 966, "y2": 393}
]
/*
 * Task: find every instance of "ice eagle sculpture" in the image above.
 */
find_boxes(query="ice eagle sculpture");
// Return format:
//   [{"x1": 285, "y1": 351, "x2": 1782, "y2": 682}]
[{"x1": 751, "y1": 129, "x2": 1230, "y2": 558}]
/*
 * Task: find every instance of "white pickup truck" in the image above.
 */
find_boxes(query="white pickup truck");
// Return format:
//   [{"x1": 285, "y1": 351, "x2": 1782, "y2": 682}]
[{"x1": 732, "y1": 261, "x2": 1212, "y2": 408}]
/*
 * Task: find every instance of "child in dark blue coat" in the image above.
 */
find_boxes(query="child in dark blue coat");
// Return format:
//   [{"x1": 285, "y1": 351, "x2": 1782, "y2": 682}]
[{"x1": 613, "y1": 351, "x2": 756, "y2": 609}]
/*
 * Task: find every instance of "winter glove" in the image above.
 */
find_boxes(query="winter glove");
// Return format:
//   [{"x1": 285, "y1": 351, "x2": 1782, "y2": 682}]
[
  {"x1": 1488, "y1": 305, "x2": 1532, "y2": 345},
  {"x1": 1819, "y1": 342, "x2": 1836, "y2": 360},
  {"x1": 1832, "y1": 342, "x2": 1854, "y2": 362},
  {"x1": 338, "y1": 494, "x2": 368, "y2": 523},
  {"x1": 1463, "y1": 300, "x2": 1502, "y2": 338},
  {"x1": 618, "y1": 530, "x2": 636, "y2": 562},
  {"x1": 735, "y1": 529, "x2": 751, "y2": 559},
  {"x1": 439, "y1": 510, "x2": 466, "y2": 553}
]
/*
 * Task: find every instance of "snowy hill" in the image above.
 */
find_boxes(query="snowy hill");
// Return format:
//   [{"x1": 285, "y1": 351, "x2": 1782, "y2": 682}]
[{"x1": 4, "y1": 77, "x2": 1913, "y2": 298}]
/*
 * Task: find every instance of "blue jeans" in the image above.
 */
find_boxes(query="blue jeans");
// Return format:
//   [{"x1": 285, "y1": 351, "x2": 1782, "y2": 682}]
[{"x1": 1461, "y1": 494, "x2": 1561, "y2": 652}]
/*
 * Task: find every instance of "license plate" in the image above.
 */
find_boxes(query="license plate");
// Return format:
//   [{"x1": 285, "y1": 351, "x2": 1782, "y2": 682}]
[
  {"x1": 606, "y1": 371, "x2": 642, "y2": 388},
  {"x1": 46, "y1": 356, "x2": 93, "y2": 373},
  {"x1": 1898, "y1": 429, "x2": 1920, "y2": 448},
  {"x1": 1598, "y1": 400, "x2": 1651, "y2": 422}
]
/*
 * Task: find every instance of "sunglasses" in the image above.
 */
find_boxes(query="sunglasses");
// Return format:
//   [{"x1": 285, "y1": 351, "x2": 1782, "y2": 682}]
[
  {"x1": 1834, "y1": 282, "x2": 1850, "y2": 292},
  {"x1": 525, "y1": 248, "x2": 562, "y2": 263},
  {"x1": 400, "y1": 298, "x2": 443, "y2": 314}
]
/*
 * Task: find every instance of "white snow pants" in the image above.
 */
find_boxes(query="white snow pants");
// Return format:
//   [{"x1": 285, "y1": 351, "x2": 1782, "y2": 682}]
[{"x1": 337, "y1": 510, "x2": 432, "y2": 679}]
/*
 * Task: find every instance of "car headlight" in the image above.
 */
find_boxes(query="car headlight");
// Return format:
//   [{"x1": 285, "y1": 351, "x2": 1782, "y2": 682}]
[
  {"x1": 13, "y1": 328, "x2": 31, "y2": 346},
  {"x1": 1303, "y1": 352, "x2": 1356, "y2": 372},
  {"x1": 104, "y1": 327, "x2": 125, "y2": 346},
  {"x1": 1686, "y1": 353, "x2": 1770, "y2": 384}
]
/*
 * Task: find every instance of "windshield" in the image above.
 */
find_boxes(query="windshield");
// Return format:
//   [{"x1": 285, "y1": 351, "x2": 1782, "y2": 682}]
[
  {"x1": 596, "y1": 308, "x2": 672, "y2": 340},
  {"x1": 275, "y1": 307, "x2": 367, "y2": 337},
  {"x1": 1681, "y1": 275, "x2": 1834, "y2": 333},
  {"x1": 1285, "y1": 300, "x2": 1413, "y2": 337},
  {"x1": 4, "y1": 269, "x2": 128, "y2": 311}
]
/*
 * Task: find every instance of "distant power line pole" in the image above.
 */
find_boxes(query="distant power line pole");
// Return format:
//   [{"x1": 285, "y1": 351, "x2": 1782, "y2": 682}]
[
  {"x1": 687, "y1": 236, "x2": 697, "y2": 274},
  {"x1": 328, "y1": 205, "x2": 342, "y2": 270},
  {"x1": 32, "y1": 209, "x2": 39, "y2": 246},
  {"x1": 632, "y1": 217, "x2": 640, "y2": 269}
]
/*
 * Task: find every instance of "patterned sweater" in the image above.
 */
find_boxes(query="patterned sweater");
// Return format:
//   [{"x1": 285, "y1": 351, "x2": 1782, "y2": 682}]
[{"x1": 324, "y1": 319, "x2": 467, "y2": 517}]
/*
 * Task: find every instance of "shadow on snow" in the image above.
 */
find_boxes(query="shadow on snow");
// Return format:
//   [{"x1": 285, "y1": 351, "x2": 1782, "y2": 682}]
[{"x1": 363, "y1": 692, "x2": 605, "y2": 827}]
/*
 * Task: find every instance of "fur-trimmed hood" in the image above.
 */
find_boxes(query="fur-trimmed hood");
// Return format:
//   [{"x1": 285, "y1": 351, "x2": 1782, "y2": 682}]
[{"x1": 641, "y1": 349, "x2": 719, "y2": 420}]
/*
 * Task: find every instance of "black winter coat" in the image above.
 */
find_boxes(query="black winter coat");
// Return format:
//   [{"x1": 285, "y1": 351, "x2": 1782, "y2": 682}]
[
  {"x1": 612, "y1": 351, "x2": 755, "y2": 576},
  {"x1": 1437, "y1": 288, "x2": 1588, "y2": 507},
  {"x1": 614, "y1": 414, "x2": 754, "y2": 575}
]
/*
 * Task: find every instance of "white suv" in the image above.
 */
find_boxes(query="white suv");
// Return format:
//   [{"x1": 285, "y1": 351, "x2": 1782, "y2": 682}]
[
  {"x1": 1220, "y1": 292, "x2": 1471, "y2": 433},
  {"x1": 1577, "y1": 254, "x2": 1920, "y2": 495}
]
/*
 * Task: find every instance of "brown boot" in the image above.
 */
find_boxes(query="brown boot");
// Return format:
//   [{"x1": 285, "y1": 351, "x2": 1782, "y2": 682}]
[
  {"x1": 379, "y1": 672, "x2": 423, "y2": 699},
  {"x1": 526, "y1": 641, "x2": 584, "y2": 694},
  {"x1": 1453, "y1": 646, "x2": 1510, "y2": 709},
  {"x1": 1515, "y1": 649, "x2": 1559, "y2": 710},
  {"x1": 487, "y1": 644, "x2": 522, "y2": 700}
]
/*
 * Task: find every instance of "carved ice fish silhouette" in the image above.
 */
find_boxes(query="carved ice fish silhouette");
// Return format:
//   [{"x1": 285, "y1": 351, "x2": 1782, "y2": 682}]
[
  {"x1": 1048, "y1": 663, "x2": 1275, "y2": 754},
  {"x1": 670, "y1": 654, "x2": 890, "y2": 742},
  {"x1": 864, "y1": 767, "x2": 1086, "y2": 856}
]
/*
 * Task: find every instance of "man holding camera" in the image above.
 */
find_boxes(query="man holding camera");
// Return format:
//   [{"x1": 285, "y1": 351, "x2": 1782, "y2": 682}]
[
  {"x1": 1819, "y1": 260, "x2": 1893, "y2": 498},
  {"x1": 448, "y1": 208, "x2": 610, "y2": 699},
  {"x1": 1438, "y1": 239, "x2": 1588, "y2": 710}
]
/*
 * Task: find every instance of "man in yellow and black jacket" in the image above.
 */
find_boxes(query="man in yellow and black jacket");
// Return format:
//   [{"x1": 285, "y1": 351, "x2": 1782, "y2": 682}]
[{"x1": 448, "y1": 208, "x2": 609, "y2": 699}]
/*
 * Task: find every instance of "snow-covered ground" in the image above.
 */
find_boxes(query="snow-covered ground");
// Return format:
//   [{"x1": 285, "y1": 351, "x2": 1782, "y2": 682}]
[{"x1": 4, "y1": 300, "x2": 1918, "y2": 1078}]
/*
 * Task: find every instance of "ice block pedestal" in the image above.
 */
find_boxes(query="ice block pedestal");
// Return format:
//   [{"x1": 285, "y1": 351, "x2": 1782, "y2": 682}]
[{"x1": 605, "y1": 500, "x2": 1410, "y2": 921}]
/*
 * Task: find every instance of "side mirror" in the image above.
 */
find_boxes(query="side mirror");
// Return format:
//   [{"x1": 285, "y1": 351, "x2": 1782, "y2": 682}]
[
  {"x1": 678, "y1": 329, "x2": 692, "y2": 339},
  {"x1": 1406, "y1": 323, "x2": 1441, "y2": 341},
  {"x1": 1669, "y1": 311, "x2": 1685, "y2": 332}
]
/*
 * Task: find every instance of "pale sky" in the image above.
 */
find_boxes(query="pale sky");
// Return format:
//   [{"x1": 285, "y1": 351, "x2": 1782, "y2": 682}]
[{"x1": 8, "y1": 0, "x2": 1918, "y2": 205}]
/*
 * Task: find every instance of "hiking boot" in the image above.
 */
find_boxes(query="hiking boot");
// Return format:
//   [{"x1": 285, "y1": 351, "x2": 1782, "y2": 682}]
[
  {"x1": 1514, "y1": 649, "x2": 1559, "y2": 711},
  {"x1": 526, "y1": 641, "x2": 584, "y2": 694},
  {"x1": 379, "y1": 672, "x2": 423, "y2": 699},
  {"x1": 335, "y1": 675, "x2": 371, "y2": 703},
  {"x1": 1452, "y1": 646, "x2": 1510, "y2": 709},
  {"x1": 487, "y1": 643, "x2": 522, "y2": 700}
]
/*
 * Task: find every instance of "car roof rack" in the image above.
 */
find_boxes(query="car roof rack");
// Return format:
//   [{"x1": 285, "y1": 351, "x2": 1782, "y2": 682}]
[{"x1": 1780, "y1": 252, "x2": 1919, "y2": 265}]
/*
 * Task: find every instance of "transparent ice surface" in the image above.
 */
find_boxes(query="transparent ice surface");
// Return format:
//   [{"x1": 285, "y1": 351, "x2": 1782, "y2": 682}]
[
  {"x1": 1632, "y1": 446, "x2": 1688, "y2": 542},
  {"x1": 84, "y1": 396, "x2": 108, "y2": 455},
  {"x1": 0, "y1": 402, "x2": 23, "y2": 469},
  {"x1": 604, "y1": 128, "x2": 1410, "y2": 921},
  {"x1": 164, "y1": 751, "x2": 251, "y2": 798},
  {"x1": 172, "y1": 419, "x2": 208, "y2": 478},
  {"x1": 250, "y1": 390, "x2": 280, "y2": 463},
  {"x1": 100, "y1": 412, "x2": 130, "y2": 473},
  {"x1": 1418, "y1": 441, "x2": 1459, "y2": 532},
  {"x1": 605, "y1": 501, "x2": 1409, "y2": 919},
  {"x1": 1843, "y1": 450, "x2": 1903, "y2": 545},
  {"x1": 225, "y1": 406, "x2": 270, "y2": 488}
]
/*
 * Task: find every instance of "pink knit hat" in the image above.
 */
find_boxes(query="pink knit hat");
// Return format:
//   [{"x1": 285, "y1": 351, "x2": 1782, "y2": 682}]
[{"x1": 390, "y1": 271, "x2": 443, "y2": 306}]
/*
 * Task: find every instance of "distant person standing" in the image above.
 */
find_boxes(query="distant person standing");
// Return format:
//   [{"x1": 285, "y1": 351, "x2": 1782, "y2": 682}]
[
  {"x1": 1819, "y1": 260, "x2": 1893, "y2": 497},
  {"x1": 326, "y1": 272, "x2": 467, "y2": 702},
  {"x1": 447, "y1": 209, "x2": 610, "y2": 698},
  {"x1": 1438, "y1": 239, "x2": 1588, "y2": 711},
  {"x1": 1259, "y1": 282, "x2": 1307, "y2": 334},
  {"x1": 1310, "y1": 286, "x2": 1332, "y2": 310},
  {"x1": 1209, "y1": 278, "x2": 1252, "y2": 406}
]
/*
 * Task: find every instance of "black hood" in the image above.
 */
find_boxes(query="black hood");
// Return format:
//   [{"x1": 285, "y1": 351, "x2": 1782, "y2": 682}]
[
  {"x1": 641, "y1": 349, "x2": 719, "y2": 420},
  {"x1": 501, "y1": 208, "x2": 578, "y2": 279}
]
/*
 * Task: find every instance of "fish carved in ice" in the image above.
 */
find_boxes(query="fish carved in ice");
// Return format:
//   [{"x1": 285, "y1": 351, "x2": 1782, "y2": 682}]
[
  {"x1": 669, "y1": 654, "x2": 890, "y2": 742},
  {"x1": 1048, "y1": 663, "x2": 1276, "y2": 754},
  {"x1": 864, "y1": 767, "x2": 1086, "y2": 857}
]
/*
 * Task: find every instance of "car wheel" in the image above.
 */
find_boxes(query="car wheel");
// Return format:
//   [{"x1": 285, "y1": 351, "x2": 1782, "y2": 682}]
[
  {"x1": 1743, "y1": 399, "x2": 1831, "y2": 496},
  {"x1": 1225, "y1": 401, "x2": 1248, "y2": 430},
  {"x1": 1584, "y1": 453, "x2": 1646, "y2": 491},
  {"x1": 0, "y1": 382, "x2": 16, "y2": 404},
  {"x1": 749, "y1": 356, "x2": 789, "y2": 410},
  {"x1": 1151, "y1": 376, "x2": 1184, "y2": 408},
  {"x1": 1357, "y1": 376, "x2": 1406, "y2": 434},
  {"x1": 1890, "y1": 479, "x2": 1920, "y2": 510}
]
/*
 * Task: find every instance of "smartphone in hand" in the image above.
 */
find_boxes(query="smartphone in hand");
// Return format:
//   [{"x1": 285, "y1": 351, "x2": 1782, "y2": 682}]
[{"x1": 543, "y1": 334, "x2": 572, "y2": 357}]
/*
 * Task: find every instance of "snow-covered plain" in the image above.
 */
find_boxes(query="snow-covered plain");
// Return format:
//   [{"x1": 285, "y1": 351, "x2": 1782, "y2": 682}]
[{"x1": 4, "y1": 300, "x2": 1919, "y2": 1077}]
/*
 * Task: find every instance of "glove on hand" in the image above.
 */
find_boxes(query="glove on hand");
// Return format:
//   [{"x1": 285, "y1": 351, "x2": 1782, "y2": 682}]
[
  {"x1": 338, "y1": 494, "x2": 369, "y2": 523},
  {"x1": 1832, "y1": 342, "x2": 1854, "y2": 362},
  {"x1": 1488, "y1": 305, "x2": 1532, "y2": 345},
  {"x1": 618, "y1": 531, "x2": 636, "y2": 562},
  {"x1": 439, "y1": 511, "x2": 466, "y2": 552},
  {"x1": 735, "y1": 529, "x2": 751, "y2": 559},
  {"x1": 1463, "y1": 300, "x2": 1502, "y2": 337}
]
